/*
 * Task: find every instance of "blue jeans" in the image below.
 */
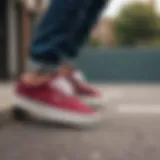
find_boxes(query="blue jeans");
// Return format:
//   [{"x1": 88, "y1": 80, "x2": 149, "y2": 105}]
[{"x1": 29, "y1": 0, "x2": 107, "y2": 69}]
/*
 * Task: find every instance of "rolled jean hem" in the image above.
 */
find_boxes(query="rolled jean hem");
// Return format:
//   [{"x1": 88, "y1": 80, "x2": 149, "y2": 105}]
[
  {"x1": 26, "y1": 59, "x2": 58, "y2": 72},
  {"x1": 26, "y1": 58, "x2": 74, "y2": 73}
]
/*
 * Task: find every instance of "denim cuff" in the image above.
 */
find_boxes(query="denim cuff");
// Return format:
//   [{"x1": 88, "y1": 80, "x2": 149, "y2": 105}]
[
  {"x1": 26, "y1": 58, "x2": 75, "y2": 73},
  {"x1": 26, "y1": 59, "x2": 58, "y2": 73}
]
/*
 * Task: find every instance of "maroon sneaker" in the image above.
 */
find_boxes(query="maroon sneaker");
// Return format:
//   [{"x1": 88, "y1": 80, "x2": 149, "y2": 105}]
[
  {"x1": 67, "y1": 69, "x2": 103, "y2": 107},
  {"x1": 13, "y1": 74, "x2": 102, "y2": 126}
]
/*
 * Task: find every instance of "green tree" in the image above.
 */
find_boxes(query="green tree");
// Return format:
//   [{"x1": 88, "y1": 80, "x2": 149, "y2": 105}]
[{"x1": 114, "y1": 2, "x2": 160, "y2": 46}]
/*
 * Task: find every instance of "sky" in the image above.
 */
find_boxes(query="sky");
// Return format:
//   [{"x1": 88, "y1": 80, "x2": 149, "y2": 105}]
[{"x1": 103, "y1": 0, "x2": 160, "y2": 17}]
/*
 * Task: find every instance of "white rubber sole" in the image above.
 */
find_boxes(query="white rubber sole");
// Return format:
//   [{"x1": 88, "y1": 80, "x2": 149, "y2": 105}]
[{"x1": 13, "y1": 96, "x2": 103, "y2": 127}]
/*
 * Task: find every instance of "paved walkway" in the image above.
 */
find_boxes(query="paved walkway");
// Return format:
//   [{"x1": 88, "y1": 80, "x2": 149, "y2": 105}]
[
  {"x1": 0, "y1": 83, "x2": 14, "y2": 111},
  {"x1": 1, "y1": 83, "x2": 160, "y2": 160}
]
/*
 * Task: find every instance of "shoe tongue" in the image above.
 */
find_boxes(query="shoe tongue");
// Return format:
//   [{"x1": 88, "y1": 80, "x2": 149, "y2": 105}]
[
  {"x1": 72, "y1": 70, "x2": 87, "y2": 82},
  {"x1": 51, "y1": 76, "x2": 75, "y2": 95}
]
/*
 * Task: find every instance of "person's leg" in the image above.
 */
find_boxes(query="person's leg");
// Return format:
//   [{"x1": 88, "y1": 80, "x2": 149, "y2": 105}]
[
  {"x1": 14, "y1": 0, "x2": 104, "y2": 125},
  {"x1": 29, "y1": 0, "x2": 87, "y2": 67},
  {"x1": 62, "y1": 0, "x2": 108, "y2": 57}
]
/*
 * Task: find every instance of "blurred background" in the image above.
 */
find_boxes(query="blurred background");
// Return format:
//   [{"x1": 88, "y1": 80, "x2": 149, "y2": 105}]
[
  {"x1": 1, "y1": 0, "x2": 160, "y2": 83},
  {"x1": 1, "y1": 1, "x2": 160, "y2": 160}
]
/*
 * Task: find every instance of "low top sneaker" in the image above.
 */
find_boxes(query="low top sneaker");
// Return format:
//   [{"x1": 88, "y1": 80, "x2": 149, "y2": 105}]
[
  {"x1": 67, "y1": 69, "x2": 103, "y2": 107},
  {"x1": 13, "y1": 74, "x2": 102, "y2": 126}
]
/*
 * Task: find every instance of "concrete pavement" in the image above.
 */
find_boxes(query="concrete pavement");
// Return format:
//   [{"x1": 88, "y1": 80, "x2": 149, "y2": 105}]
[
  {"x1": 0, "y1": 83, "x2": 14, "y2": 111},
  {"x1": 1, "y1": 83, "x2": 160, "y2": 160},
  {"x1": 1, "y1": 115, "x2": 160, "y2": 160}
]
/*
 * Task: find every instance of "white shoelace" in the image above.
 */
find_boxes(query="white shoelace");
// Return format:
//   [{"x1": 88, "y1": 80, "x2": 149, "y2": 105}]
[
  {"x1": 72, "y1": 71, "x2": 87, "y2": 83},
  {"x1": 51, "y1": 76, "x2": 75, "y2": 95}
]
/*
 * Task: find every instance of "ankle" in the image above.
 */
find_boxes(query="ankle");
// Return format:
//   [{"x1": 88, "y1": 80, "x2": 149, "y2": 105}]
[
  {"x1": 58, "y1": 63, "x2": 74, "y2": 76},
  {"x1": 21, "y1": 72, "x2": 51, "y2": 86}
]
